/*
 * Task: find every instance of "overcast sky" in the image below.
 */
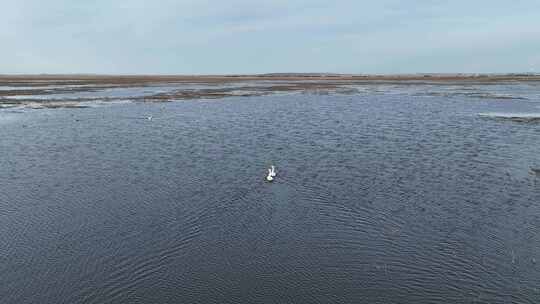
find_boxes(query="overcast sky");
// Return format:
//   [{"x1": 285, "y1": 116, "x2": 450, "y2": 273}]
[{"x1": 1, "y1": 0, "x2": 539, "y2": 74}]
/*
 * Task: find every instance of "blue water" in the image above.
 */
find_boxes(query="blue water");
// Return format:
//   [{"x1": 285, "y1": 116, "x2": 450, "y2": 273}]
[{"x1": 1, "y1": 86, "x2": 540, "y2": 303}]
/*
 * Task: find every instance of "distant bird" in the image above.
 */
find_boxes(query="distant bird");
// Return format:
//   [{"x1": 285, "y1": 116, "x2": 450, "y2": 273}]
[
  {"x1": 270, "y1": 165, "x2": 276, "y2": 177},
  {"x1": 266, "y1": 168, "x2": 274, "y2": 182},
  {"x1": 147, "y1": 116, "x2": 153, "y2": 121}
]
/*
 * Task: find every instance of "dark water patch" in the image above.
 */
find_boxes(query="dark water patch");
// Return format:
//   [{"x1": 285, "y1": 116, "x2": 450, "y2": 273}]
[
  {"x1": 479, "y1": 112, "x2": 540, "y2": 123},
  {"x1": 416, "y1": 91, "x2": 528, "y2": 100}
]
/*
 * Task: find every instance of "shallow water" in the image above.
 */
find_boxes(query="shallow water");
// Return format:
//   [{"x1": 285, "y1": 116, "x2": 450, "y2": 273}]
[{"x1": 1, "y1": 86, "x2": 540, "y2": 303}]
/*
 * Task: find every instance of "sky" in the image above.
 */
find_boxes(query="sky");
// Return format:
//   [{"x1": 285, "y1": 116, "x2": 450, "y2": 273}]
[{"x1": 1, "y1": 0, "x2": 539, "y2": 74}]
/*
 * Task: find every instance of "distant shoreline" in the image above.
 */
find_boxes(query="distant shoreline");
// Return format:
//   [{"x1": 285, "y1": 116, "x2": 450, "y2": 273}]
[
  {"x1": 2, "y1": 73, "x2": 539, "y2": 110},
  {"x1": 1, "y1": 73, "x2": 540, "y2": 84}
]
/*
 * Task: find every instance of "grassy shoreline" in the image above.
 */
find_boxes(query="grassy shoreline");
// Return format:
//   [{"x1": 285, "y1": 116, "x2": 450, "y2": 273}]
[{"x1": 1, "y1": 73, "x2": 540, "y2": 84}]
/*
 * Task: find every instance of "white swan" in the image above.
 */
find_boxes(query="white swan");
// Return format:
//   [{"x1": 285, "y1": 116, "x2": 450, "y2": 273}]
[
  {"x1": 270, "y1": 165, "x2": 276, "y2": 177},
  {"x1": 266, "y1": 168, "x2": 274, "y2": 182}
]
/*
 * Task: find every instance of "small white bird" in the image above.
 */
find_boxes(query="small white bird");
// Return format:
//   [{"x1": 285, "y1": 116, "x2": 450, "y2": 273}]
[
  {"x1": 266, "y1": 168, "x2": 274, "y2": 182},
  {"x1": 270, "y1": 165, "x2": 276, "y2": 177},
  {"x1": 147, "y1": 116, "x2": 153, "y2": 121}
]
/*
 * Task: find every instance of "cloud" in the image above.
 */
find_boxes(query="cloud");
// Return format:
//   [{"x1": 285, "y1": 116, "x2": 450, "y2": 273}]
[{"x1": 1, "y1": 0, "x2": 539, "y2": 74}]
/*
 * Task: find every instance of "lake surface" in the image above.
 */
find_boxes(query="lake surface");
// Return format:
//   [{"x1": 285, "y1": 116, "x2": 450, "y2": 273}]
[{"x1": 1, "y1": 84, "x2": 540, "y2": 303}]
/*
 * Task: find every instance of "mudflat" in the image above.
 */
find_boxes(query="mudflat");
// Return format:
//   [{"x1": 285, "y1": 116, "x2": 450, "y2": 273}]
[{"x1": 1, "y1": 74, "x2": 539, "y2": 109}]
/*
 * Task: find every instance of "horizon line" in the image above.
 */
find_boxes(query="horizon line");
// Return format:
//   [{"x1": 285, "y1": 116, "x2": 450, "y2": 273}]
[{"x1": 1, "y1": 72, "x2": 539, "y2": 77}]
